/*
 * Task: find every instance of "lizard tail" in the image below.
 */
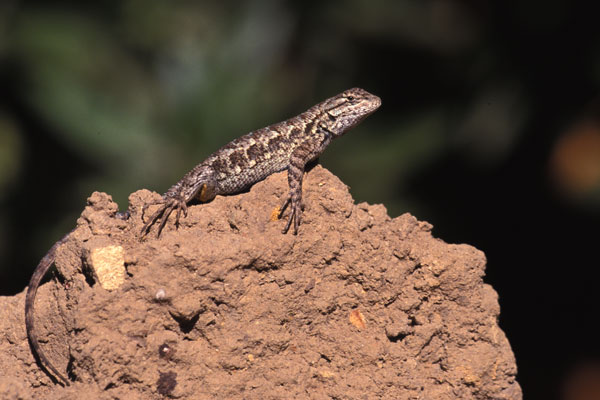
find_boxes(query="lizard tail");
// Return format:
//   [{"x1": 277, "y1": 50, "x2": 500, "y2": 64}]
[{"x1": 25, "y1": 232, "x2": 73, "y2": 386}]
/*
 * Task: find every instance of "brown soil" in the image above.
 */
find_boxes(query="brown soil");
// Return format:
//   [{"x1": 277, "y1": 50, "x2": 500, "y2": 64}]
[{"x1": 0, "y1": 165, "x2": 522, "y2": 399}]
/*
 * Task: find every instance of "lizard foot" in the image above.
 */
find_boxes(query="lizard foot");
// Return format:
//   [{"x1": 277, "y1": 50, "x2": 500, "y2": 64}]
[
  {"x1": 140, "y1": 196, "x2": 188, "y2": 238},
  {"x1": 279, "y1": 196, "x2": 304, "y2": 235}
]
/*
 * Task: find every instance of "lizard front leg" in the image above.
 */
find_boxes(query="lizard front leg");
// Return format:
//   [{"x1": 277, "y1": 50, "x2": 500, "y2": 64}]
[{"x1": 280, "y1": 132, "x2": 331, "y2": 234}]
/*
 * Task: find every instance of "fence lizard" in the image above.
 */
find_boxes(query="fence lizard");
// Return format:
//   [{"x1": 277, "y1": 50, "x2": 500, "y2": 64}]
[
  {"x1": 141, "y1": 87, "x2": 381, "y2": 236},
  {"x1": 25, "y1": 87, "x2": 381, "y2": 385}
]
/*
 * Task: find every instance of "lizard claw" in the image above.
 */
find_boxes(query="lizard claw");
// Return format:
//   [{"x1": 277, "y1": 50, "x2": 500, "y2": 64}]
[
  {"x1": 140, "y1": 195, "x2": 188, "y2": 238},
  {"x1": 279, "y1": 196, "x2": 303, "y2": 235}
]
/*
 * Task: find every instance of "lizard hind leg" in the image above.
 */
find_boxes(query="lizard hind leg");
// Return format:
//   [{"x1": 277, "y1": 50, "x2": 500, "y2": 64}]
[
  {"x1": 140, "y1": 198, "x2": 163, "y2": 225},
  {"x1": 140, "y1": 196, "x2": 188, "y2": 238}
]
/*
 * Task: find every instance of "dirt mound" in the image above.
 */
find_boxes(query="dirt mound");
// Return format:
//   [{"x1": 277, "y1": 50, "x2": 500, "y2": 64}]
[{"x1": 0, "y1": 165, "x2": 521, "y2": 399}]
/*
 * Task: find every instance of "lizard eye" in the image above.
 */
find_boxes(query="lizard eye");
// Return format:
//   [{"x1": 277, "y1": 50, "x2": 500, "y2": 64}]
[{"x1": 347, "y1": 95, "x2": 355, "y2": 101}]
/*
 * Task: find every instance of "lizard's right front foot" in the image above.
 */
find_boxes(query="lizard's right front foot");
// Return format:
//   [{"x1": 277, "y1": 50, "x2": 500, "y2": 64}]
[{"x1": 140, "y1": 195, "x2": 188, "y2": 238}]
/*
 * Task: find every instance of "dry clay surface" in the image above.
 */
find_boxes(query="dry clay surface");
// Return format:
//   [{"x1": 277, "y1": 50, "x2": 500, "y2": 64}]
[{"x1": 0, "y1": 166, "x2": 521, "y2": 399}]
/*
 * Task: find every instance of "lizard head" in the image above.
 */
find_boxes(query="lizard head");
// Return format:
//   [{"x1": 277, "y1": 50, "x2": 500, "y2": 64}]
[{"x1": 319, "y1": 87, "x2": 381, "y2": 137}]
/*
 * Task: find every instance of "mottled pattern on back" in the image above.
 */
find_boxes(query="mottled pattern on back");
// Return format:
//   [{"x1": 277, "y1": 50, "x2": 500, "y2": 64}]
[{"x1": 205, "y1": 111, "x2": 315, "y2": 193}]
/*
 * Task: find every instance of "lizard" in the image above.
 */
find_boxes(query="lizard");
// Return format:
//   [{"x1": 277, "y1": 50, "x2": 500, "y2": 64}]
[
  {"x1": 25, "y1": 87, "x2": 381, "y2": 385},
  {"x1": 140, "y1": 87, "x2": 381, "y2": 236}
]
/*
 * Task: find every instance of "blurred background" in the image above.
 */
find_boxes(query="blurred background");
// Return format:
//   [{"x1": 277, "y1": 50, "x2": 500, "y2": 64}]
[{"x1": 1, "y1": 1, "x2": 599, "y2": 399}]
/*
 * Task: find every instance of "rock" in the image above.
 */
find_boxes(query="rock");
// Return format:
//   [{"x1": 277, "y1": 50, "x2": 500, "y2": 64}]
[
  {"x1": 0, "y1": 165, "x2": 522, "y2": 399},
  {"x1": 88, "y1": 245, "x2": 126, "y2": 291}
]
